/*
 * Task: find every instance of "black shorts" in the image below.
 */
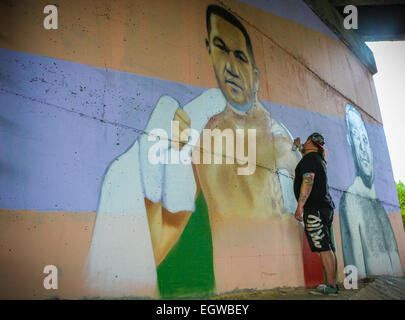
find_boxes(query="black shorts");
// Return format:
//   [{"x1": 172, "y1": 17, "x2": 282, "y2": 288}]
[{"x1": 303, "y1": 207, "x2": 335, "y2": 253}]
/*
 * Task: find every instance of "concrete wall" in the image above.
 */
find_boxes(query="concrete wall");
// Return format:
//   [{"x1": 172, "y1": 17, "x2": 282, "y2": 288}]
[{"x1": 0, "y1": 0, "x2": 404, "y2": 299}]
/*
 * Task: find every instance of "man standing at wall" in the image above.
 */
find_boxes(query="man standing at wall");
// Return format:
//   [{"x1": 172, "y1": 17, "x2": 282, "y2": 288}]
[{"x1": 293, "y1": 133, "x2": 338, "y2": 295}]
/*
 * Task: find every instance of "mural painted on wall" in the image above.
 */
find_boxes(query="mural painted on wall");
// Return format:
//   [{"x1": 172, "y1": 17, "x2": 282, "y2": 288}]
[
  {"x1": 84, "y1": 5, "x2": 303, "y2": 298},
  {"x1": 1, "y1": 0, "x2": 404, "y2": 300},
  {"x1": 339, "y1": 104, "x2": 403, "y2": 278}
]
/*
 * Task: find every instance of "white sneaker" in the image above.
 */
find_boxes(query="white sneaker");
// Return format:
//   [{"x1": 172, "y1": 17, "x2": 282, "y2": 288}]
[{"x1": 316, "y1": 284, "x2": 327, "y2": 290}]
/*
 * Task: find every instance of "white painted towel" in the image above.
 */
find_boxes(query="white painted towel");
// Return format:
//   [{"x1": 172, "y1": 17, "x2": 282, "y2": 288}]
[{"x1": 84, "y1": 89, "x2": 226, "y2": 298}]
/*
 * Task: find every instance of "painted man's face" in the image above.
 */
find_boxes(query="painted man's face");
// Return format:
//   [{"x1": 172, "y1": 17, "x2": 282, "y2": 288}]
[
  {"x1": 348, "y1": 111, "x2": 373, "y2": 181},
  {"x1": 207, "y1": 14, "x2": 258, "y2": 112}
]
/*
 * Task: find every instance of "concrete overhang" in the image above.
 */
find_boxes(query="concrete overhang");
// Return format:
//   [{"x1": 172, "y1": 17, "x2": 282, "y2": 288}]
[
  {"x1": 304, "y1": 0, "x2": 405, "y2": 74},
  {"x1": 330, "y1": 0, "x2": 405, "y2": 41}
]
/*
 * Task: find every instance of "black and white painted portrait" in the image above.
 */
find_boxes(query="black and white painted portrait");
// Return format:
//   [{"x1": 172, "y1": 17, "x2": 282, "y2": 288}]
[{"x1": 339, "y1": 104, "x2": 403, "y2": 278}]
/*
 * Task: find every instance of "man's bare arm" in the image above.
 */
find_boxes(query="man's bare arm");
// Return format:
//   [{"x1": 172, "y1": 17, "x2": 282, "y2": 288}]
[
  {"x1": 158, "y1": 206, "x2": 192, "y2": 265},
  {"x1": 145, "y1": 199, "x2": 192, "y2": 266},
  {"x1": 145, "y1": 165, "x2": 201, "y2": 266},
  {"x1": 299, "y1": 173, "x2": 315, "y2": 206},
  {"x1": 145, "y1": 106, "x2": 205, "y2": 266},
  {"x1": 295, "y1": 172, "x2": 315, "y2": 221}
]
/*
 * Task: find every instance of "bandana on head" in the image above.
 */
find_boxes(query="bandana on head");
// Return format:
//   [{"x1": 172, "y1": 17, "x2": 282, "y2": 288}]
[{"x1": 308, "y1": 132, "x2": 325, "y2": 149}]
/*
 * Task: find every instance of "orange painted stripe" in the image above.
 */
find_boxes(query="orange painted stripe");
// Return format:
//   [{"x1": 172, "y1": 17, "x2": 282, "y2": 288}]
[
  {"x1": 0, "y1": 209, "x2": 95, "y2": 299},
  {"x1": 0, "y1": 0, "x2": 381, "y2": 123},
  {"x1": 1, "y1": 209, "x2": 403, "y2": 298}
]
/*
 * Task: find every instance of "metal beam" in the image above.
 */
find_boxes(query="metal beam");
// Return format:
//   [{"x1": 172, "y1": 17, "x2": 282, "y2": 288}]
[{"x1": 329, "y1": 0, "x2": 405, "y2": 6}]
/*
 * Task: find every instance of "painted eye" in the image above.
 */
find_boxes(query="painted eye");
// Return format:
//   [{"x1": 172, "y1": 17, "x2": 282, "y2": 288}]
[
  {"x1": 235, "y1": 51, "x2": 248, "y2": 63},
  {"x1": 213, "y1": 38, "x2": 227, "y2": 53},
  {"x1": 215, "y1": 43, "x2": 226, "y2": 51}
]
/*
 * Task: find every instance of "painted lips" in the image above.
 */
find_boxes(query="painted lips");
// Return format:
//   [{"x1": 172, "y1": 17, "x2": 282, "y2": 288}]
[
  {"x1": 225, "y1": 79, "x2": 243, "y2": 92},
  {"x1": 359, "y1": 153, "x2": 371, "y2": 170}
]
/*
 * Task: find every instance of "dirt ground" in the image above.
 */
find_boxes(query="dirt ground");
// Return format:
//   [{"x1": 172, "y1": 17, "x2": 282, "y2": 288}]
[{"x1": 209, "y1": 276, "x2": 405, "y2": 300}]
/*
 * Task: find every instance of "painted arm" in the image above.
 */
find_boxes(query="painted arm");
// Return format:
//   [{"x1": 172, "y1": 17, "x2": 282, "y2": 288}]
[
  {"x1": 273, "y1": 121, "x2": 301, "y2": 176},
  {"x1": 144, "y1": 89, "x2": 226, "y2": 266},
  {"x1": 294, "y1": 172, "x2": 315, "y2": 222},
  {"x1": 145, "y1": 199, "x2": 192, "y2": 266},
  {"x1": 375, "y1": 205, "x2": 404, "y2": 276},
  {"x1": 143, "y1": 101, "x2": 194, "y2": 266},
  {"x1": 145, "y1": 165, "x2": 201, "y2": 267},
  {"x1": 339, "y1": 197, "x2": 367, "y2": 278}
]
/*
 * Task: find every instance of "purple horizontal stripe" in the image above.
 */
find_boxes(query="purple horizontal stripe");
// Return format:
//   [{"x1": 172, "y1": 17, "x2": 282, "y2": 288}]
[
  {"x1": 0, "y1": 48, "x2": 399, "y2": 212},
  {"x1": 263, "y1": 101, "x2": 400, "y2": 213},
  {"x1": 0, "y1": 48, "x2": 205, "y2": 212}
]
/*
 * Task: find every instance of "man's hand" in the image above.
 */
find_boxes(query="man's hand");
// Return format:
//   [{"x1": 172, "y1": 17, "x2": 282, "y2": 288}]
[
  {"x1": 294, "y1": 205, "x2": 304, "y2": 222},
  {"x1": 171, "y1": 108, "x2": 191, "y2": 150},
  {"x1": 293, "y1": 137, "x2": 301, "y2": 148}
]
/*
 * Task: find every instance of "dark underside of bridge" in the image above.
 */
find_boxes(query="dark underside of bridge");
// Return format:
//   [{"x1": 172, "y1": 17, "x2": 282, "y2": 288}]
[
  {"x1": 330, "y1": 0, "x2": 405, "y2": 41},
  {"x1": 304, "y1": 0, "x2": 405, "y2": 74}
]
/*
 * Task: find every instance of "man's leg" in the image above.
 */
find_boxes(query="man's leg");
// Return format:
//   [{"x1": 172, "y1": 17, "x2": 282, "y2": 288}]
[
  {"x1": 320, "y1": 250, "x2": 336, "y2": 288},
  {"x1": 304, "y1": 208, "x2": 338, "y2": 294}
]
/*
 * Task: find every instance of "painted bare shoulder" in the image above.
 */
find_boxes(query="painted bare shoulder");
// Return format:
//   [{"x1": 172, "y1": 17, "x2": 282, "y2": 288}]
[{"x1": 270, "y1": 117, "x2": 294, "y2": 142}]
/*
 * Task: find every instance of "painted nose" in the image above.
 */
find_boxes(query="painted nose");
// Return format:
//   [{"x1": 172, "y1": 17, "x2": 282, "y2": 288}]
[
  {"x1": 225, "y1": 54, "x2": 239, "y2": 78},
  {"x1": 359, "y1": 141, "x2": 366, "y2": 153}
]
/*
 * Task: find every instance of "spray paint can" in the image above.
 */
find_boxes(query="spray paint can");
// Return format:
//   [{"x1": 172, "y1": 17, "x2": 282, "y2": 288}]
[
  {"x1": 292, "y1": 138, "x2": 304, "y2": 153},
  {"x1": 292, "y1": 143, "x2": 304, "y2": 152}
]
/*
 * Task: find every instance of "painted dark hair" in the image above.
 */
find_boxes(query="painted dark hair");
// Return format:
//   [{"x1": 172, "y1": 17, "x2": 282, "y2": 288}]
[{"x1": 206, "y1": 4, "x2": 256, "y2": 68}]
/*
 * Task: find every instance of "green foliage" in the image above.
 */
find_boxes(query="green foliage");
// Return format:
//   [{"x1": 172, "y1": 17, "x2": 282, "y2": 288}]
[{"x1": 396, "y1": 181, "x2": 405, "y2": 229}]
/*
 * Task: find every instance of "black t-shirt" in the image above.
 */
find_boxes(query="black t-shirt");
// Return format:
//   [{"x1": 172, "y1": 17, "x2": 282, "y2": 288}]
[{"x1": 294, "y1": 152, "x2": 335, "y2": 210}]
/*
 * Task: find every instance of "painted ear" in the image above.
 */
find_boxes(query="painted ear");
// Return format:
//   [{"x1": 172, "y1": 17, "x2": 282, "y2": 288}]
[
  {"x1": 253, "y1": 68, "x2": 259, "y2": 92},
  {"x1": 205, "y1": 38, "x2": 211, "y2": 54},
  {"x1": 346, "y1": 134, "x2": 351, "y2": 148},
  {"x1": 254, "y1": 68, "x2": 259, "y2": 79}
]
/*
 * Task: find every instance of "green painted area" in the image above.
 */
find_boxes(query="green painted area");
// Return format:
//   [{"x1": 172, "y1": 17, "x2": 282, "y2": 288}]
[{"x1": 156, "y1": 191, "x2": 215, "y2": 298}]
